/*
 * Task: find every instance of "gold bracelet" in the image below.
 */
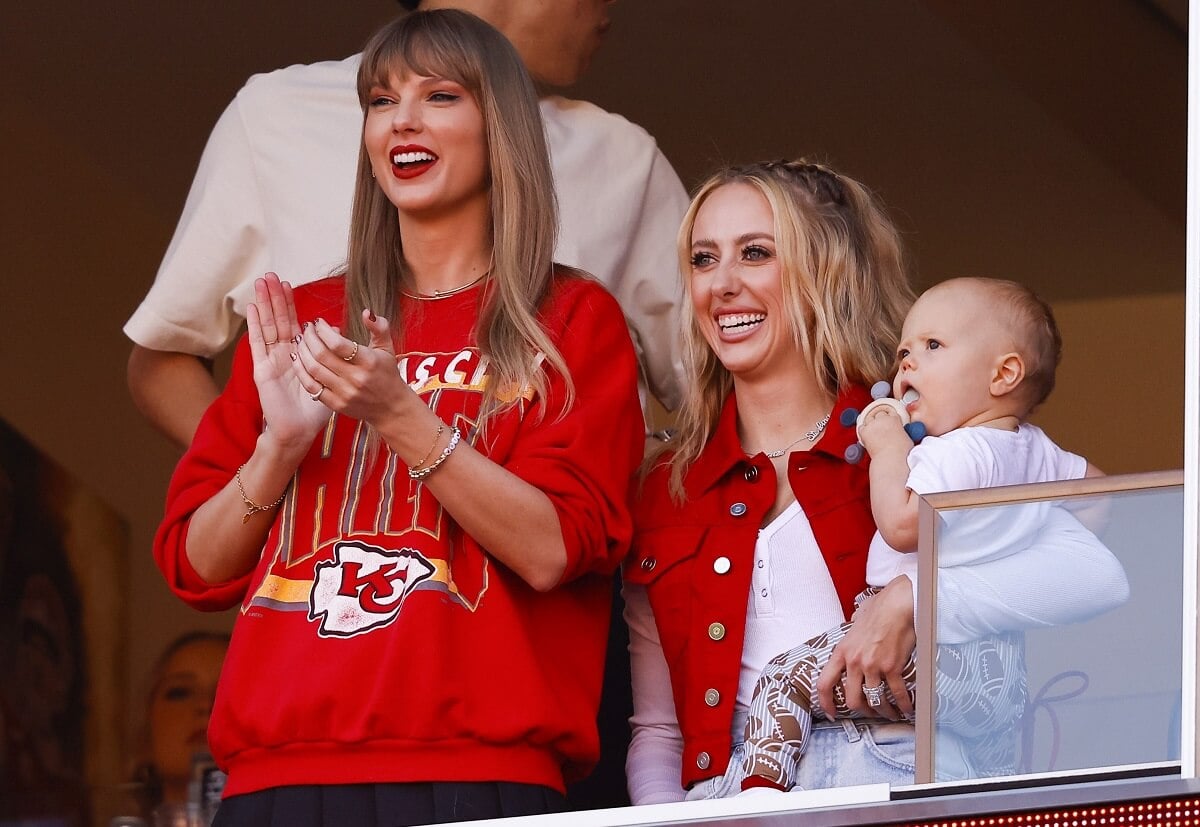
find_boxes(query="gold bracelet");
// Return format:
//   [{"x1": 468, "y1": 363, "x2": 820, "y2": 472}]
[
  {"x1": 235, "y1": 464, "x2": 288, "y2": 524},
  {"x1": 409, "y1": 427, "x2": 461, "y2": 481},
  {"x1": 411, "y1": 423, "x2": 445, "y2": 472}
]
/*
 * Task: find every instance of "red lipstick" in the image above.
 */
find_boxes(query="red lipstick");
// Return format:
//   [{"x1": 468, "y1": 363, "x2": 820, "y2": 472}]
[{"x1": 390, "y1": 144, "x2": 437, "y2": 179}]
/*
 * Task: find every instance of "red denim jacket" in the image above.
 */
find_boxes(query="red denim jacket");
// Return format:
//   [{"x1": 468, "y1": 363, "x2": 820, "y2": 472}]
[{"x1": 626, "y1": 386, "x2": 876, "y2": 789}]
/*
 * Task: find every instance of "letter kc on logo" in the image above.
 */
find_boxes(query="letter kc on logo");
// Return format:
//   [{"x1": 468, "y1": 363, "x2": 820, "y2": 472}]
[{"x1": 309, "y1": 541, "x2": 435, "y2": 637}]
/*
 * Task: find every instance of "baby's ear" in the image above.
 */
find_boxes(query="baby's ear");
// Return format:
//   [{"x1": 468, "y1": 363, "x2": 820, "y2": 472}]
[{"x1": 990, "y1": 352, "x2": 1025, "y2": 398}]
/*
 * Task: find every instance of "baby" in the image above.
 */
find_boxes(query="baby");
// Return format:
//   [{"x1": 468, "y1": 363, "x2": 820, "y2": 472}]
[{"x1": 739, "y1": 277, "x2": 1102, "y2": 792}]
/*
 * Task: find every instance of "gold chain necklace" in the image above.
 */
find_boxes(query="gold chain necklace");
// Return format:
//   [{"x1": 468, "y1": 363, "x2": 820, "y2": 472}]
[{"x1": 399, "y1": 271, "x2": 490, "y2": 301}]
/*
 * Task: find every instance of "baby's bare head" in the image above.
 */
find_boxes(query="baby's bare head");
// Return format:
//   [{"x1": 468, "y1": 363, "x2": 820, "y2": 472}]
[{"x1": 924, "y1": 277, "x2": 1061, "y2": 415}]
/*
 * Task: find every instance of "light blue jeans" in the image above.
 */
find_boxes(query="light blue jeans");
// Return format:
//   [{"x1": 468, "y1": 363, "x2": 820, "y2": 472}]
[{"x1": 685, "y1": 719, "x2": 974, "y2": 799}]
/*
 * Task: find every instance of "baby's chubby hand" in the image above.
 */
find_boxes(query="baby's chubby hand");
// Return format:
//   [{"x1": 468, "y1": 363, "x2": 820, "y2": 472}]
[
  {"x1": 857, "y1": 401, "x2": 910, "y2": 456},
  {"x1": 840, "y1": 381, "x2": 926, "y2": 464}
]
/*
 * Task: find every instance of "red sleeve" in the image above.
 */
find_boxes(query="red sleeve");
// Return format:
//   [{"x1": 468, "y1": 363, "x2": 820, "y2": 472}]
[
  {"x1": 152, "y1": 334, "x2": 264, "y2": 610},
  {"x1": 152, "y1": 278, "x2": 344, "y2": 610},
  {"x1": 500, "y1": 278, "x2": 645, "y2": 585}
]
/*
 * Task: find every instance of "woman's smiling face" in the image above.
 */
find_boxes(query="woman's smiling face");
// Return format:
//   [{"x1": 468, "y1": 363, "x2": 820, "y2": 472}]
[
  {"x1": 363, "y1": 70, "x2": 489, "y2": 221},
  {"x1": 688, "y1": 183, "x2": 798, "y2": 382}
]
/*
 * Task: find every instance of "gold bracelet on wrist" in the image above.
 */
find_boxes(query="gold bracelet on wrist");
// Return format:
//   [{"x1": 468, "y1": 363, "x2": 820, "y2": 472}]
[
  {"x1": 411, "y1": 423, "x2": 445, "y2": 470},
  {"x1": 408, "y1": 426, "x2": 461, "y2": 481},
  {"x1": 235, "y1": 464, "x2": 288, "y2": 524}
]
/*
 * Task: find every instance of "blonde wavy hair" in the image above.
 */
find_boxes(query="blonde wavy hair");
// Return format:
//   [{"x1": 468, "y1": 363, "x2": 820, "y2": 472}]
[
  {"x1": 344, "y1": 10, "x2": 571, "y2": 426},
  {"x1": 665, "y1": 159, "x2": 915, "y2": 499}
]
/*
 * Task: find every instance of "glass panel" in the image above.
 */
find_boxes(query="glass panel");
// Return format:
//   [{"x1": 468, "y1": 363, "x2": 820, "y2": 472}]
[{"x1": 921, "y1": 480, "x2": 1184, "y2": 783}]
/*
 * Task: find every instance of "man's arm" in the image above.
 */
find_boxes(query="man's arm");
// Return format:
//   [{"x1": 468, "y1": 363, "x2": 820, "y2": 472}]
[
  {"x1": 617, "y1": 148, "x2": 690, "y2": 415},
  {"x1": 935, "y1": 507, "x2": 1129, "y2": 644},
  {"x1": 127, "y1": 346, "x2": 220, "y2": 449}
]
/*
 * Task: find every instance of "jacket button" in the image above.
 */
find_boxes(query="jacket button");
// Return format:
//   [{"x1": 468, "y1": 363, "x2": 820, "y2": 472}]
[
  {"x1": 712, "y1": 556, "x2": 731, "y2": 574},
  {"x1": 696, "y1": 751, "x2": 711, "y2": 770},
  {"x1": 640, "y1": 557, "x2": 656, "y2": 572},
  {"x1": 729, "y1": 502, "x2": 747, "y2": 517},
  {"x1": 744, "y1": 464, "x2": 759, "y2": 482},
  {"x1": 704, "y1": 688, "x2": 721, "y2": 707},
  {"x1": 708, "y1": 622, "x2": 726, "y2": 641}
]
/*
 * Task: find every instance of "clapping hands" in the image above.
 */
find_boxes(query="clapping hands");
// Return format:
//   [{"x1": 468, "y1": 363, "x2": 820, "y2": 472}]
[{"x1": 249, "y1": 272, "x2": 418, "y2": 447}]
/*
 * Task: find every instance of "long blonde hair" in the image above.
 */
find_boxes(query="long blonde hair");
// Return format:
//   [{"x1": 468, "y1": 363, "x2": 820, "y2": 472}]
[
  {"x1": 345, "y1": 10, "x2": 571, "y2": 424},
  {"x1": 666, "y1": 159, "x2": 914, "y2": 499}
]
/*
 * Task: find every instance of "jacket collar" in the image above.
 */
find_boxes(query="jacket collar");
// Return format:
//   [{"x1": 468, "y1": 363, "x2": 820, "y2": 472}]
[{"x1": 683, "y1": 384, "x2": 872, "y2": 499}]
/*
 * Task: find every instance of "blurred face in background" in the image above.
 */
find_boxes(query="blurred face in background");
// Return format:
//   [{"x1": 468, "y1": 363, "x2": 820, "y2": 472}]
[{"x1": 148, "y1": 637, "x2": 227, "y2": 800}]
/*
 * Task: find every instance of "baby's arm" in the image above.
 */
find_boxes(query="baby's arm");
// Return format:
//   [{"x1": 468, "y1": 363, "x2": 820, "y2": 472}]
[{"x1": 858, "y1": 404, "x2": 920, "y2": 551}]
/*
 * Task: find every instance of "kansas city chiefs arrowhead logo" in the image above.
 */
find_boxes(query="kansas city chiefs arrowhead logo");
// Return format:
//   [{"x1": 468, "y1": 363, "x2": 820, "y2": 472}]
[{"x1": 309, "y1": 541, "x2": 435, "y2": 637}]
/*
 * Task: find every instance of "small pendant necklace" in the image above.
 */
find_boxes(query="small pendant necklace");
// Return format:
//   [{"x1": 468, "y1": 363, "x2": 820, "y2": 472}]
[
  {"x1": 759, "y1": 412, "x2": 832, "y2": 458},
  {"x1": 400, "y1": 270, "x2": 490, "y2": 301}
]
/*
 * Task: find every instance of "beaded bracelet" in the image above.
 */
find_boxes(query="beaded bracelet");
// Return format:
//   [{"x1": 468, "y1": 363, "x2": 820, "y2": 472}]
[
  {"x1": 235, "y1": 464, "x2": 288, "y2": 524},
  {"x1": 408, "y1": 426, "x2": 461, "y2": 481}
]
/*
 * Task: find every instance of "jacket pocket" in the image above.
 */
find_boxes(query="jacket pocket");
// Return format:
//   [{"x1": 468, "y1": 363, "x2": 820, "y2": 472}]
[{"x1": 624, "y1": 525, "x2": 708, "y2": 587}]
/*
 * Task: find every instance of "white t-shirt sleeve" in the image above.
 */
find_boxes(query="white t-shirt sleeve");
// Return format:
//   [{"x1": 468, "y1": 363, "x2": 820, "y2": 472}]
[
  {"x1": 543, "y1": 98, "x2": 688, "y2": 414},
  {"x1": 609, "y1": 148, "x2": 689, "y2": 413},
  {"x1": 624, "y1": 582, "x2": 687, "y2": 805},
  {"x1": 1042, "y1": 427, "x2": 1089, "y2": 480},
  {"x1": 903, "y1": 426, "x2": 1124, "y2": 641},
  {"x1": 904, "y1": 433, "x2": 1003, "y2": 570},
  {"x1": 905, "y1": 431, "x2": 991, "y2": 496},
  {"x1": 124, "y1": 94, "x2": 269, "y2": 356}
]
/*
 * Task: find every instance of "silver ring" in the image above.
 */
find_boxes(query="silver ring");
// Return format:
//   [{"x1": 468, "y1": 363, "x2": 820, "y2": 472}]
[
  {"x1": 343, "y1": 342, "x2": 360, "y2": 362},
  {"x1": 263, "y1": 337, "x2": 279, "y2": 346},
  {"x1": 862, "y1": 680, "x2": 886, "y2": 708},
  {"x1": 309, "y1": 385, "x2": 326, "y2": 402}
]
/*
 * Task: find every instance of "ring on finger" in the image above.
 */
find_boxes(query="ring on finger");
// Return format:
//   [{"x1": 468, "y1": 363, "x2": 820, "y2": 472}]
[
  {"x1": 309, "y1": 385, "x2": 326, "y2": 402},
  {"x1": 263, "y1": 337, "x2": 279, "y2": 346},
  {"x1": 343, "y1": 342, "x2": 360, "y2": 362},
  {"x1": 862, "y1": 680, "x2": 887, "y2": 708}
]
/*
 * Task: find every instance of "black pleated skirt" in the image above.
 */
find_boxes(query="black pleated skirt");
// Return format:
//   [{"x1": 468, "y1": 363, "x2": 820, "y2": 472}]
[{"x1": 212, "y1": 781, "x2": 567, "y2": 827}]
